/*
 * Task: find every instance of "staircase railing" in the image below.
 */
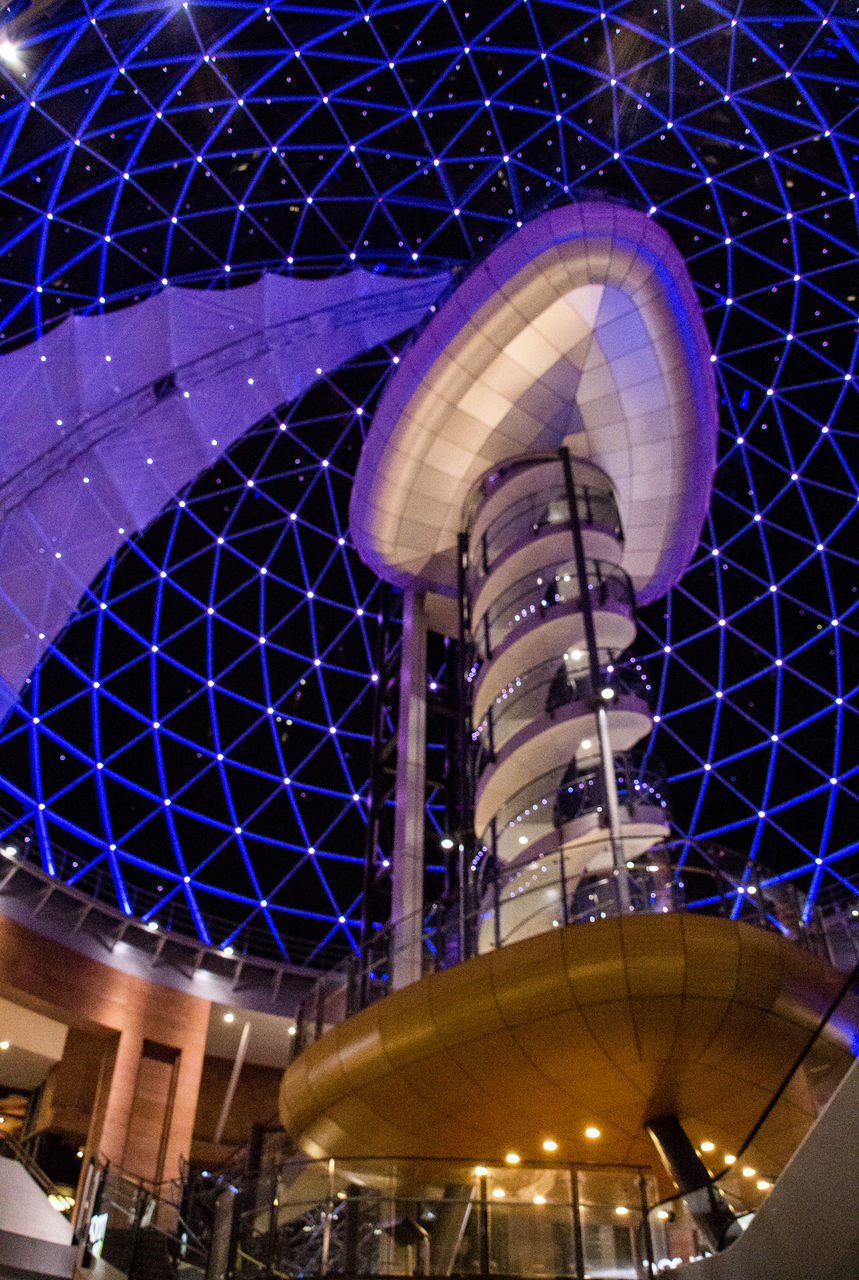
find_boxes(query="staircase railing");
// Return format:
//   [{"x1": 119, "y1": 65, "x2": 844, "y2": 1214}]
[
  {"x1": 0, "y1": 1127, "x2": 74, "y2": 1215},
  {"x1": 76, "y1": 1156, "x2": 209, "y2": 1278},
  {"x1": 642, "y1": 955, "x2": 859, "y2": 1269}
]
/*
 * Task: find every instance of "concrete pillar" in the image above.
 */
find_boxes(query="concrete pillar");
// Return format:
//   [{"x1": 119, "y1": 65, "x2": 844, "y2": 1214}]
[
  {"x1": 0, "y1": 914, "x2": 208, "y2": 1194},
  {"x1": 97, "y1": 1018, "x2": 207, "y2": 1189},
  {"x1": 391, "y1": 588, "x2": 427, "y2": 990}
]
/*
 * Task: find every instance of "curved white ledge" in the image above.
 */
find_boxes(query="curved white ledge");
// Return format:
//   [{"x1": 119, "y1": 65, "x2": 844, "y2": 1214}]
[
  {"x1": 351, "y1": 201, "x2": 717, "y2": 605},
  {"x1": 474, "y1": 696, "x2": 652, "y2": 840},
  {"x1": 472, "y1": 608, "x2": 636, "y2": 721}
]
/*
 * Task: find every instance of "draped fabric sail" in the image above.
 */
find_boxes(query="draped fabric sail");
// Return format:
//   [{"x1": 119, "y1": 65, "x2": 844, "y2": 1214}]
[{"x1": 0, "y1": 269, "x2": 448, "y2": 720}]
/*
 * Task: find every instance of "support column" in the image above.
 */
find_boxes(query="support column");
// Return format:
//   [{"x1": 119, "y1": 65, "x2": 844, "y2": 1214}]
[
  {"x1": 559, "y1": 446, "x2": 630, "y2": 911},
  {"x1": 391, "y1": 587, "x2": 427, "y2": 989},
  {"x1": 645, "y1": 1114, "x2": 741, "y2": 1252}
]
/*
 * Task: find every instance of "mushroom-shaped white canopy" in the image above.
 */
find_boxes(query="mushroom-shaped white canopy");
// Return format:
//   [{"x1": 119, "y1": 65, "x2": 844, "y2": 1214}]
[{"x1": 351, "y1": 202, "x2": 717, "y2": 606}]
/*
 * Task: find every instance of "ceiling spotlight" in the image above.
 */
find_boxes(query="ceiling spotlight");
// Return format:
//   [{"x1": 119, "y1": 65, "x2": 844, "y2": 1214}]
[
  {"x1": 542, "y1": 1139, "x2": 558, "y2": 1152},
  {"x1": 724, "y1": 1154, "x2": 736, "y2": 1165},
  {"x1": 600, "y1": 687, "x2": 615, "y2": 700},
  {"x1": 533, "y1": 1194, "x2": 546, "y2": 1205},
  {"x1": 474, "y1": 1166, "x2": 489, "y2": 1177},
  {"x1": 615, "y1": 1205, "x2": 629, "y2": 1216},
  {"x1": 223, "y1": 1012, "x2": 235, "y2": 1023},
  {"x1": 505, "y1": 1152, "x2": 520, "y2": 1165},
  {"x1": 741, "y1": 1167, "x2": 756, "y2": 1178},
  {"x1": 0, "y1": 1041, "x2": 9, "y2": 1051},
  {"x1": 585, "y1": 1126, "x2": 600, "y2": 1139},
  {"x1": 0, "y1": 39, "x2": 21, "y2": 69},
  {"x1": 700, "y1": 1141, "x2": 715, "y2": 1152},
  {"x1": 440, "y1": 836, "x2": 454, "y2": 849},
  {"x1": 492, "y1": 1187, "x2": 505, "y2": 1198},
  {"x1": 756, "y1": 1179, "x2": 771, "y2": 1191}
]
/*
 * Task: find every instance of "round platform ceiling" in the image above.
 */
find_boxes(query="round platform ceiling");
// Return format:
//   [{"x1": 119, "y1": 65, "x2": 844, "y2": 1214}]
[{"x1": 0, "y1": 1, "x2": 855, "y2": 965}]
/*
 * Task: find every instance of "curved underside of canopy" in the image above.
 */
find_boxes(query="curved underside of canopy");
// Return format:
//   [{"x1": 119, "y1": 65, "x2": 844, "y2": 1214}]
[
  {"x1": 0, "y1": 269, "x2": 448, "y2": 722},
  {"x1": 350, "y1": 202, "x2": 718, "y2": 605}
]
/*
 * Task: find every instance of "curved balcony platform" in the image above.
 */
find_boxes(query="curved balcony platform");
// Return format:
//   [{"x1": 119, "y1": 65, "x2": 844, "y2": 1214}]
[
  {"x1": 474, "y1": 694, "x2": 652, "y2": 844},
  {"x1": 472, "y1": 607, "x2": 636, "y2": 717},
  {"x1": 279, "y1": 913, "x2": 856, "y2": 1182}
]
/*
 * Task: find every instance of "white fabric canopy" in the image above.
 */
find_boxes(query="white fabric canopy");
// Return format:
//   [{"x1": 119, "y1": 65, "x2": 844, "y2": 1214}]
[{"x1": 0, "y1": 269, "x2": 448, "y2": 720}]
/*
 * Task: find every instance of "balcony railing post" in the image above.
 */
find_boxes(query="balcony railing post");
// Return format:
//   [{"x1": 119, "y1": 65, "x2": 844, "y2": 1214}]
[
  {"x1": 479, "y1": 1173, "x2": 490, "y2": 1277},
  {"x1": 320, "y1": 1157, "x2": 335, "y2": 1275},
  {"x1": 569, "y1": 1166, "x2": 585, "y2": 1280},
  {"x1": 638, "y1": 1174, "x2": 655, "y2": 1278},
  {"x1": 560, "y1": 447, "x2": 631, "y2": 914},
  {"x1": 493, "y1": 863, "x2": 502, "y2": 950},
  {"x1": 458, "y1": 842, "x2": 468, "y2": 962},
  {"x1": 559, "y1": 843, "x2": 570, "y2": 927},
  {"x1": 751, "y1": 867, "x2": 767, "y2": 927},
  {"x1": 266, "y1": 1175, "x2": 279, "y2": 1272}
]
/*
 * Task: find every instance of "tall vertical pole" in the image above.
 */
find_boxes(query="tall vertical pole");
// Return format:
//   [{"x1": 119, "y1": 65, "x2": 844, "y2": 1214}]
[
  {"x1": 213, "y1": 1020, "x2": 251, "y2": 1146},
  {"x1": 359, "y1": 584, "x2": 391, "y2": 1000},
  {"x1": 456, "y1": 533, "x2": 473, "y2": 960},
  {"x1": 321, "y1": 1157, "x2": 335, "y2": 1275},
  {"x1": 569, "y1": 1166, "x2": 585, "y2": 1280},
  {"x1": 638, "y1": 1174, "x2": 656, "y2": 1279},
  {"x1": 391, "y1": 587, "x2": 427, "y2": 989},
  {"x1": 478, "y1": 1173, "x2": 490, "y2": 1277},
  {"x1": 559, "y1": 447, "x2": 630, "y2": 912}
]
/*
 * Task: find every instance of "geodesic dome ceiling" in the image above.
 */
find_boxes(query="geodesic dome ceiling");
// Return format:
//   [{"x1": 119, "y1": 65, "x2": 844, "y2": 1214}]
[{"x1": 0, "y1": 0, "x2": 856, "y2": 966}]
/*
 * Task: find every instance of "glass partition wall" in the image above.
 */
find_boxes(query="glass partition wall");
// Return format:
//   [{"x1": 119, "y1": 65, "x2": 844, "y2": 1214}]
[{"x1": 226, "y1": 1156, "x2": 664, "y2": 1280}]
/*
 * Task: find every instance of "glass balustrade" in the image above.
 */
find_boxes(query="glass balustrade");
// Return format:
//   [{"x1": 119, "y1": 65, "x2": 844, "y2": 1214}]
[
  {"x1": 475, "y1": 559, "x2": 634, "y2": 659},
  {"x1": 471, "y1": 653, "x2": 650, "y2": 776}
]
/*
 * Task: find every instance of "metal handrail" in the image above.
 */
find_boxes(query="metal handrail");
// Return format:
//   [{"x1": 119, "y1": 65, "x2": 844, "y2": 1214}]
[
  {"x1": 289, "y1": 838, "x2": 857, "y2": 1060},
  {"x1": 643, "y1": 955, "x2": 859, "y2": 1256},
  {"x1": 483, "y1": 749, "x2": 668, "y2": 848},
  {"x1": 468, "y1": 481, "x2": 622, "y2": 586},
  {"x1": 471, "y1": 649, "x2": 646, "y2": 770},
  {"x1": 475, "y1": 556, "x2": 634, "y2": 657},
  {"x1": 0, "y1": 1128, "x2": 74, "y2": 1214},
  {"x1": 77, "y1": 1156, "x2": 209, "y2": 1273},
  {"x1": 228, "y1": 1151, "x2": 657, "y2": 1280}
]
